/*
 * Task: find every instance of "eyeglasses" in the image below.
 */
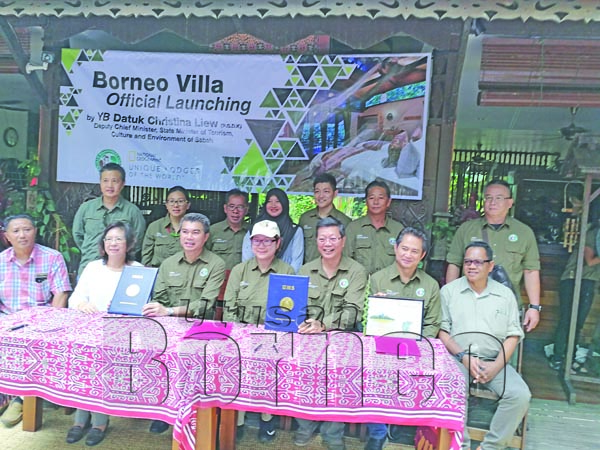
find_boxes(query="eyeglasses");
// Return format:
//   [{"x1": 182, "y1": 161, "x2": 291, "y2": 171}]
[
  {"x1": 166, "y1": 199, "x2": 188, "y2": 206},
  {"x1": 103, "y1": 237, "x2": 125, "y2": 243},
  {"x1": 317, "y1": 236, "x2": 342, "y2": 244},
  {"x1": 251, "y1": 238, "x2": 277, "y2": 247},
  {"x1": 484, "y1": 196, "x2": 511, "y2": 203},
  {"x1": 463, "y1": 259, "x2": 491, "y2": 267},
  {"x1": 226, "y1": 204, "x2": 247, "y2": 212}
]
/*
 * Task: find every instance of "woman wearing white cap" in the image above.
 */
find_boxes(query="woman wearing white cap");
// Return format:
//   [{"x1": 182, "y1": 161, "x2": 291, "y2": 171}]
[{"x1": 225, "y1": 219, "x2": 294, "y2": 442}]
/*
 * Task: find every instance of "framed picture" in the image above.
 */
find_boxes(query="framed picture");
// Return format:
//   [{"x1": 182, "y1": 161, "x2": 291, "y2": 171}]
[{"x1": 364, "y1": 296, "x2": 424, "y2": 340}]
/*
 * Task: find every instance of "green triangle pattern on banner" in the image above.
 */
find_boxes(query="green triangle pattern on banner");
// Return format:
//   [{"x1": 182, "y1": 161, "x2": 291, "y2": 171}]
[
  {"x1": 285, "y1": 110, "x2": 305, "y2": 127},
  {"x1": 233, "y1": 143, "x2": 271, "y2": 177},
  {"x1": 90, "y1": 50, "x2": 104, "y2": 62},
  {"x1": 296, "y1": 89, "x2": 316, "y2": 106},
  {"x1": 61, "y1": 49, "x2": 81, "y2": 73},
  {"x1": 298, "y1": 65, "x2": 317, "y2": 82},
  {"x1": 222, "y1": 156, "x2": 240, "y2": 172},
  {"x1": 287, "y1": 142, "x2": 307, "y2": 159},
  {"x1": 323, "y1": 66, "x2": 342, "y2": 83},
  {"x1": 266, "y1": 159, "x2": 284, "y2": 173},
  {"x1": 273, "y1": 88, "x2": 293, "y2": 105},
  {"x1": 260, "y1": 91, "x2": 280, "y2": 108}
]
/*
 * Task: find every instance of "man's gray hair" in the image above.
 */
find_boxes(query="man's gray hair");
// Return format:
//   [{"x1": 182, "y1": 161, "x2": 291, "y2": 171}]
[
  {"x1": 396, "y1": 226, "x2": 428, "y2": 254},
  {"x1": 182, "y1": 212, "x2": 210, "y2": 233},
  {"x1": 316, "y1": 216, "x2": 346, "y2": 237},
  {"x1": 4, "y1": 214, "x2": 36, "y2": 229}
]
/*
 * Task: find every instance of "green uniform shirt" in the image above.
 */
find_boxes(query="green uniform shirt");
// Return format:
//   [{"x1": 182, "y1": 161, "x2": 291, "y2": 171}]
[
  {"x1": 561, "y1": 229, "x2": 600, "y2": 281},
  {"x1": 344, "y1": 215, "x2": 404, "y2": 275},
  {"x1": 73, "y1": 196, "x2": 146, "y2": 275},
  {"x1": 298, "y1": 256, "x2": 367, "y2": 331},
  {"x1": 152, "y1": 249, "x2": 225, "y2": 318},
  {"x1": 298, "y1": 206, "x2": 351, "y2": 263},
  {"x1": 206, "y1": 219, "x2": 249, "y2": 270},
  {"x1": 223, "y1": 257, "x2": 294, "y2": 325},
  {"x1": 440, "y1": 277, "x2": 523, "y2": 359},
  {"x1": 369, "y1": 265, "x2": 441, "y2": 339},
  {"x1": 141, "y1": 215, "x2": 182, "y2": 267},
  {"x1": 447, "y1": 216, "x2": 540, "y2": 301}
]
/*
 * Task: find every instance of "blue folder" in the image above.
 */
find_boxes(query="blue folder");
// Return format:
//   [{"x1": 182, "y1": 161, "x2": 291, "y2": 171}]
[
  {"x1": 264, "y1": 273, "x2": 309, "y2": 333},
  {"x1": 108, "y1": 266, "x2": 159, "y2": 316}
]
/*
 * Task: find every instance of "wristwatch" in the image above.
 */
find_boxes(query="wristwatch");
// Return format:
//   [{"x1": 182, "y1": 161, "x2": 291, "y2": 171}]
[
  {"x1": 454, "y1": 351, "x2": 467, "y2": 362},
  {"x1": 166, "y1": 307, "x2": 174, "y2": 316},
  {"x1": 528, "y1": 304, "x2": 542, "y2": 312}
]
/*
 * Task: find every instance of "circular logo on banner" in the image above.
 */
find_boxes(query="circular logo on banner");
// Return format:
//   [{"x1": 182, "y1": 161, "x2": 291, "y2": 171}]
[
  {"x1": 125, "y1": 284, "x2": 140, "y2": 297},
  {"x1": 339, "y1": 279, "x2": 349, "y2": 289},
  {"x1": 508, "y1": 234, "x2": 518, "y2": 242},
  {"x1": 199, "y1": 268, "x2": 209, "y2": 277},
  {"x1": 416, "y1": 288, "x2": 425, "y2": 297},
  {"x1": 280, "y1": 297, "x2": 294, "y2": 311},
  {"x1": 95, "y1": 149, "x2": 121, "y2": 171},
  {"x1": 389, "y1": 238, "x2": 396, "y2": 245}
]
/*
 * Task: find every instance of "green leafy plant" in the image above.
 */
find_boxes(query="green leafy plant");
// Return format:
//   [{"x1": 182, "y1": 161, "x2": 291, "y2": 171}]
[
  {"x1": 426, "y1": 219, "x2": 456, "y2": 242},
  {"x1": 6, "y1": 156, "x2": 79, "y2": 263}
]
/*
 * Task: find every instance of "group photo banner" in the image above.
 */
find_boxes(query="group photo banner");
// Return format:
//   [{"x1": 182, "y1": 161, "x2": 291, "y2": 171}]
[{"x1": 58, "y1": 50, "x2": 431, "y2": 199}]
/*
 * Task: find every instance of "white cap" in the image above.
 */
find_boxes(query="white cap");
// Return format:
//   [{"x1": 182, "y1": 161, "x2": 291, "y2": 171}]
[{"x1": 250, "y1": 220, "x2": 280, "y2": 238}]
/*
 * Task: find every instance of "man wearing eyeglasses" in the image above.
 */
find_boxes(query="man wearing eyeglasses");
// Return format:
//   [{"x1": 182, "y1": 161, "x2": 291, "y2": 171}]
[
  {"x1": 143, "y1": 213, "x2": 225, "y2": 319},
  {"x1": 446, "y1": 179, "x2": 541, "y2": 332},
  {"x1": 73, "y1": 163, "x2": 146, "y2": 276},
  {"x1": 294, "y1": 217, "x2": 367, "y2": 450},
  {"x1": 298, "y1": 173, "x2": 351, "y2": 263},
  {"x1": 206, "y1": 188, "x2": 249, "y2": 270},
  {"x1": 439, "y1": 241, "x2": 530, "y2": 450},
  {"x1": 0, "y1": 214, "x2": 72, "y2": 427},
  {"x1": 364, "y1": 227, "x2": 441, "y2": 450}
]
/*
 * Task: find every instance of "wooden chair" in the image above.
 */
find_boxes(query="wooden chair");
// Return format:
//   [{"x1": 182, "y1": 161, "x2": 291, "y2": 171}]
[{"x1": 466, "y1": 339, "x2": 527, "y2": 450}]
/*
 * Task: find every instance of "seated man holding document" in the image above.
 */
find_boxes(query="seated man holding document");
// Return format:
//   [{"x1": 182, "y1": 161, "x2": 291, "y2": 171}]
[
  {"x1": 439, "y1": 241, "x2": 530, "y2": 450},
  {"x1": 294, "y1": 216, "x2": 368, "y2": 450},
  {"x1": 143, "y1": 213, "x2": 225, "y2": 319},
  {"x1": 223, "y1": 219, "x2": 295, "y2": 442},
  {"x1": 364, "y1": 227, "x2": 441, "y2": 450},
  {"x1": 67, "y1": 221, "x2": 142, "y2": 446}
]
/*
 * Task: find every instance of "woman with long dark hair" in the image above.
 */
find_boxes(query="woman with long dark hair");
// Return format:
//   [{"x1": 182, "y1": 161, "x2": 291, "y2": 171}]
[{"x1": 241, "y1": 188, "x2": 304, "y2": 272}]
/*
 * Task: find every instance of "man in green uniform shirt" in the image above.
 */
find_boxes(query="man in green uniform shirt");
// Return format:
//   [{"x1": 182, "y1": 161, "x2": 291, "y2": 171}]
[
  {"x1": 295, "y1": 217, "x2": 368, "y2": 450},
  {"x1": 446, "y1": 179, "x2": 541, "y2": 332},
  {"x1": 298, "y1": 173, "x2": 351, "y2": 263},
  {"x1": 345, "y1": 180, "x2": 404, "y2": 275},
  {"x1": 364, "y1": 227, "x2": 441, "y2": 450},
  {"x1": 143, "y1": 213, "x2": 225, "y2": 319},
  {"x1": 73, "y1": 163, "x2": 146, "y2": 276},
  {"x1": 206, "y1": 188, "x2": 250, "y2": 270}
]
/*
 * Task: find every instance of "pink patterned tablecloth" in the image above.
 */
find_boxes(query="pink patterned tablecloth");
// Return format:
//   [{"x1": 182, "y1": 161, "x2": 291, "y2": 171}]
[
  {"x1": 0, "y1": 308, "x2": 192, "y2": 433},
  {"x1": 176, "y1": 324, "x2": 466, "y2": 450},
  {"x1": 0, "y1": 308, "x2": 466, "y2": 450}
]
